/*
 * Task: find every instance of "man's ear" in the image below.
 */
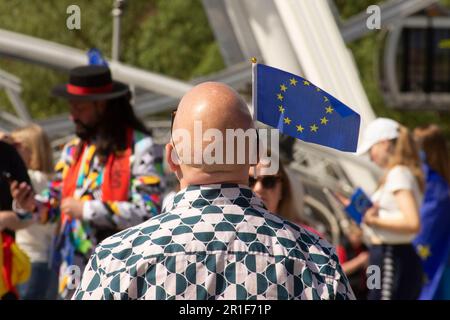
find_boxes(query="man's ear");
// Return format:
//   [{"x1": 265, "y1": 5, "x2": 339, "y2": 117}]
[{"x1": 165, "y1": 143, "x2": 180, "y2": 173}]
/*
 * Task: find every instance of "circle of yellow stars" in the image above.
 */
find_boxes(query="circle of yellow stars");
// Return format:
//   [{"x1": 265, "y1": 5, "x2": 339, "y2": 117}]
[{"x1": 276, "y1": 77, "x2": 334, "y2": 134}]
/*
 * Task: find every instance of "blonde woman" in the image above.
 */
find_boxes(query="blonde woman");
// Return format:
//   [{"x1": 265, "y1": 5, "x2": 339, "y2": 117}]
[
  {"x1": 11, "y1": 124, "x2": 58, "y2": 300},
  {"x1": 358, "y1": 118, "x2": 424, "y2": 300},
  {"x1": 248, "y1": 160, "x2": 322, "y2": 236}
]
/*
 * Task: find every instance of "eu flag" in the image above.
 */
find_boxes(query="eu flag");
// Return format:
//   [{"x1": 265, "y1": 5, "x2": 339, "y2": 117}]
[
  {"x1": 254, "y1": 64, "x2": 361, "y2": 152},
  {"x1": 87, "y1": 48, "x2": 108, "y2": 66},
  {"x1": 413, "y1": 163, "x2": 450, "y2": 300},
  {"x1": 345, "y1": 187, "x2": 372, "y2": 225}
]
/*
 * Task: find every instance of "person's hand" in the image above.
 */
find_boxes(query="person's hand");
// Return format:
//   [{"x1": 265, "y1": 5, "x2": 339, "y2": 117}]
[
  {"x1": 10, "y1": 180, "x2": 36, "y2": 212},
  {"x1": 336, "y1": 192, "x2": 350, "y2": 206},
  {"x1": 61, "y1": 198, "x2": 84, "y2": 220},
  {"x1": 363, "y1": 204, "x2": 379, "y2": 226},
  {"x1": 355, "y1": 251, "x2": 369, "y2": 266}
]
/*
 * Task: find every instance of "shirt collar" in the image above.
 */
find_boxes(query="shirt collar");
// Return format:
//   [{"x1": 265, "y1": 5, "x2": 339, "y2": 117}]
[{"x1": 171, "y1": 183, "x2": 266, "y2": 210}]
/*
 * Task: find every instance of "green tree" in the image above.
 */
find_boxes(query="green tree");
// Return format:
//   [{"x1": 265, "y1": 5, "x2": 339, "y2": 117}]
[{"x1": 0, "y1": 0, "x2": 224, "y2": 119}]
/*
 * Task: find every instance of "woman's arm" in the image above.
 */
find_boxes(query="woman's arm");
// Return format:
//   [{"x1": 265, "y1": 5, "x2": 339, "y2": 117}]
[
  {"x1": 341, "y1": 251, "x2": 369, "y2": 275},
  {"x1": 364, "y1": 189, "x2": 420, "y2": 234},
  {"x1": 0, "y1": 211, "x2": 33, "y2": 231}
]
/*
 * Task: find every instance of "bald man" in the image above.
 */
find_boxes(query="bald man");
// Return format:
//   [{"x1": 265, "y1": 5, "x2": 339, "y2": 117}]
[{"x1": 74, "y1": 82, "x2": 355, "y2": 300}]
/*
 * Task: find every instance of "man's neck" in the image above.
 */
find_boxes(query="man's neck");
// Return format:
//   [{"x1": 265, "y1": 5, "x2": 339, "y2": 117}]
[
  {"x1": 177, "y1": 166, "x2": 250, "y2": 190},
  {"x1": 179, "y1": 178, "x2": 248, "y2": 190}
]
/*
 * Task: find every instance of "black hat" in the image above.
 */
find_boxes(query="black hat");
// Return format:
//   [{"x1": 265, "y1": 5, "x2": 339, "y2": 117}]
[{"x1": 52, "y1": 65, "x2": 130, "y2": 101}]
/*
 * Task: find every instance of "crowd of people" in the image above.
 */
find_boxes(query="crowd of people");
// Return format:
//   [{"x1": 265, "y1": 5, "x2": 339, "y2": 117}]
[{"x1": 0, "y1": 64, "x2": 449, "y2": 300}]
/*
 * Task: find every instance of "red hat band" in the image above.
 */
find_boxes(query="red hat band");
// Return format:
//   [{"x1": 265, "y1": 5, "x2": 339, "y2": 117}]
[{"x1": 66, "y1": 83, "x2": 113, "y2": 95}]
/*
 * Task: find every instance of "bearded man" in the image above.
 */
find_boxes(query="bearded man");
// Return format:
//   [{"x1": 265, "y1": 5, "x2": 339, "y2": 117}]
[{"x1": 12, "y1": 65, "x2": 164, "y2": 298}]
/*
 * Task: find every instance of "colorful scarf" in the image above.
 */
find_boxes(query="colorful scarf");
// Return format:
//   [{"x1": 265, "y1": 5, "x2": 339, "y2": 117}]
[{"x1": 55, "y1": 128, "x2": 133, "y2": 296}]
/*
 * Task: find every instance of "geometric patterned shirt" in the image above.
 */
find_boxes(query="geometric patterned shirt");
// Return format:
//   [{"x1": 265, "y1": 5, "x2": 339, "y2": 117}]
[{"x1": 74, "y1": 184, "x2": 355, "y2": 300}]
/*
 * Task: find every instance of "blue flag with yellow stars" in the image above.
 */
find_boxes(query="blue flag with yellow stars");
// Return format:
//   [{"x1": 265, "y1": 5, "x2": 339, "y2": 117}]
[
  {"x1": 254, "y1": 64, "x2": 361, "y2": 152},
  {"x1": 345, "y1": 188, "x2": 372, "y2": 225},
  {"x1": 413, "y1": 163, "x2": 450, "y2": 300}
]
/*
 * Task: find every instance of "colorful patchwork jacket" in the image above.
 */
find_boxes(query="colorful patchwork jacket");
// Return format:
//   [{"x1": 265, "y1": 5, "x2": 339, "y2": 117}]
[{"x1": 36, "y1": 129, "x2": 164, "y2": 295}]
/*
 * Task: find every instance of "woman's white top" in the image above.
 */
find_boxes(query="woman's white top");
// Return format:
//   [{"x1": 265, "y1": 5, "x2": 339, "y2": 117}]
[
  {"x1": 362, "y1": 165, "x2": 423, "y2": 245},
  {"x1": 15, "y1": 170, "x2": 56, "y2": 263}
]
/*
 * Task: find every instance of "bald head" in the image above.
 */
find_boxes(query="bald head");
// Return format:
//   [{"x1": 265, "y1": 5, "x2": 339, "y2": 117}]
[
  {"x1": 167, "y1": 82, "x2": 255, "y2": 188},
  {"x1": 173, "y1": 82, "x2": 252, "y2": 135}
]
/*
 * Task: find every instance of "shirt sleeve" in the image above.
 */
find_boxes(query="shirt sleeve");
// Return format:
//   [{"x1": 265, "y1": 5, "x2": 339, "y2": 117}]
[
  {"x1": 73, "y1": 249, "x2": 108, "y2": 300},
  {"x1": 330, "y1": 247, "x2": 356, "y2": 300},
  {"x1": 82, "y1": 136, "x2": 163, "y2": 230},
  {"x1": 384, "y1": 166, "x2": 416, "y2": 194}
]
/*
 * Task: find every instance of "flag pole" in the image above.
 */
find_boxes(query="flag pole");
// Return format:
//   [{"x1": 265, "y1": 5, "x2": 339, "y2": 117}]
[
  {"x1": 251, "y1": 57, "x2": 257, "y2": 124},
  {"x1": 251, "y1": 57, "x2": 258, "y2": 178}
]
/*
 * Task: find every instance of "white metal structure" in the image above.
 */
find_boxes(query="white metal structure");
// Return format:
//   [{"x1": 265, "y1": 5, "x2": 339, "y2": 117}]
[
  {"x1": 0, "y1": 29, "x2": 193, "y2": 98},
  {"x1": 0, "y1": 69, "x2": 31, "y2": 131},
  {"x1": 204, "y1": 0, "x2": 375, "y2": 130},
  {"x1": 383, "y1": 15, "x2": 450, "y2": 110},
  {"x1": 340, "y1": 0, "x2": 439, "y2": 42}
]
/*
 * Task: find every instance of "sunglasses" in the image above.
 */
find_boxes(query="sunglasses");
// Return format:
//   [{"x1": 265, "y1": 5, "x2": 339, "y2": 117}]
[{"x1": 248, "y1": 175, "x2": 281, "y2": 189}]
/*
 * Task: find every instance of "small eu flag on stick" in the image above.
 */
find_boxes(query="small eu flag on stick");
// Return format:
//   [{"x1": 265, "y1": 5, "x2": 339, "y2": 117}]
[
  {"x1": 253, "y1": 63, "x2": 361, "y2": 152},
  {"x1": 345, "y1": 187, "x2": 372, "y2": 225}
]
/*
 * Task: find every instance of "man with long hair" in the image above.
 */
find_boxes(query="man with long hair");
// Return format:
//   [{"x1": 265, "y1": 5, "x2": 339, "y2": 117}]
[{"x1": 11, "y1": 65, "x2": 164, "y2": 298}]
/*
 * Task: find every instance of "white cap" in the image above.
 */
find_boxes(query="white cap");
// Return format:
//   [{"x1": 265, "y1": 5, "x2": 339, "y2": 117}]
[{"x1": 357, "y1": 118, "x2": 399, "y2": 155}]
